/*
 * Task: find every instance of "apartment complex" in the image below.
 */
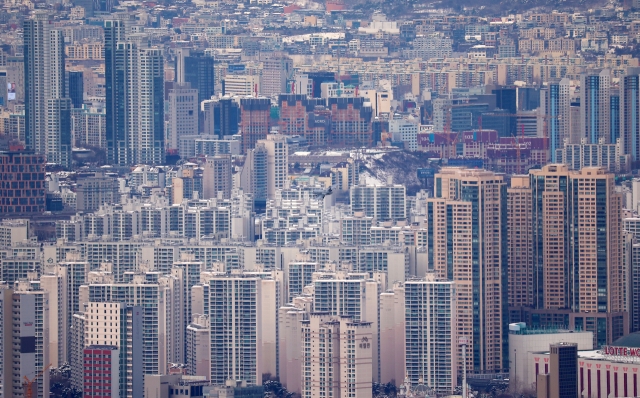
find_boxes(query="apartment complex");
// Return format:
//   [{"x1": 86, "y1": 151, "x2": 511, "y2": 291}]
[{"x1": 509, "y1": 164, "x2": 625, "y2": 347}]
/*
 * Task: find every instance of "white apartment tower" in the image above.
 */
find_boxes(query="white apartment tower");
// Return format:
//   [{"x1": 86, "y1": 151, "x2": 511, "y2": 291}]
[
  {"x1": 278, "y1": 298, "x2": 312, "y2": 394},
  {"x1": 193, "y1": 273, "x2": 280, "y2": 385},
  {"x1": 404, "y1": 276, "x2": 457, "y2": 395},
  {"x1": 260, "y1": 134, "x2": 289, "y2": 200},
  {"x1": 0, "y1": 285, "x2": 11, "y2": 398},
  {"x1": 171, "y1": 257, "x2": 206, "y2": 364},
  {"x1": 350, "y1": 183, "x2": 407, "y2": 221},
  {"x1": 40, "y1": 272, "x2": 67, "y2": 367},
  {"x1": 83, "y1": 272, "x2": 176, "y2": 379},
  {"x1": 6, "y1": 281, "x2": 50, "y2": 398}
]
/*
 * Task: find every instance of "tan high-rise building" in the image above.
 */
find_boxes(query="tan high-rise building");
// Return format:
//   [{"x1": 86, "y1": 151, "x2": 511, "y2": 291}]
[
  {"x1": 203, "y1": 154, "x2": 232, "y2": 199},
  {"x1": 507, "y1": 175, "x2": 534, "y2": 314},
  {"x1": 509, "y1": 164, "x2": 626, "y2": 346},
  {"x1": 425, "y1": 167, "x2": 508, "y2": 372},
  {"x1": 301, "y1": 314, "x2": 373, "y2": 398}
]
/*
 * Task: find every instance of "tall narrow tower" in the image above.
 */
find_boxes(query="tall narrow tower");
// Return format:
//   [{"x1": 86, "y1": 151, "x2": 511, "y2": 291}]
[
  {"x1": 24, "y1": 12, "x2": 71, "y2": 167},
  {"x1": 581, "y1": 69, "x2": 611, "y2": 144}
]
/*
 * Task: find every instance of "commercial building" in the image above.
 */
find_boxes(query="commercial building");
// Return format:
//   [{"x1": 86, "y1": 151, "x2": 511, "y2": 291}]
[
  {"x1": 175, "y1": 49, "x2": 215, "y2": 105},
  {"x1": 144, "y1": 374, "x2": 209, "y2": 398},
  {"x1": 260, "y1": 55, "x2": 293, "y2": 97},
  {"x1": 537, "y1": 343, "x2": 578, "y2": 398},
  {"x1": 0, "y1": 152, "x2": 46, "y2": 214},
  {"x1": 67, "y1": 70, "x2": 84, "y2": 109},
  {"x1": 224, "y1": 75, "x2": 260, "y2": 97},
  {"x1": 201, "y1": 96, "x2": 240, "y2": 139},
  {"x1": 530, "y1": 332, "x2": 640, "y2": 398},
  {"x1": 507, "y1": 322, "x2": 593, "y2": 391},
  {"x1": 389, "y1": 118, "x2": 419, "y2": 150},
  {"x1": 167, "y1": 85, "x2": 199, "y2": 157},
  {"x1": 240, "y1": 98, "x2": 271, "y2": 153}
]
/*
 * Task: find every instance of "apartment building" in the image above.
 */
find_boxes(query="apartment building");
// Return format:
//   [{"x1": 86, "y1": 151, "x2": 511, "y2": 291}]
[
  {"x1": 186, "y1": 314, "x2": 210, "y2": 378},
  {"x1": 301, "y1": 314, "x2": 373, "y2": 398},
  {"x1": 350, "y1": 183, "x2": 407, "y2": 221},
  {"x1": 83, "y1": 302, "x2": 144, "y2": 397},
  {"x1": 426, "y1": 167, "x2": 508, "y2": 372},
  {"x1": 516, "y1": 164, "x2": 626, "y2": 347},
  {"x1": 192, "y1": 272, "x2": 280, "y2": 385}
]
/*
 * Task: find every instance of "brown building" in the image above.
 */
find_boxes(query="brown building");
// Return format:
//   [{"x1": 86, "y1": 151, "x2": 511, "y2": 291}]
[
  {"x1": 426, "y1": 168, "x2": 508, "y2": 372},
  {"x1": 509, "y1": 164, "x2": 627, "y2": 347},
  {"x1": 0, "y1": 150, "x2": 46, "y2": 214},
  {"x1": 240, "y1": 98, "x2": 271, "y2": 154},
  {"x1": 328, "y1": 97, "x2": 373, "y2": 147},
  {"x1": 277, "y1": 94, "x2": 327, "y2": 146}
]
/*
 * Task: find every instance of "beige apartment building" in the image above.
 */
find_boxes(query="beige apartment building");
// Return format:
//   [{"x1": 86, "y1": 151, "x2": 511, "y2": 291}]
[
  {"x1": 301, "y1": 314, "x2": 373, "y2": 398},
  {"x1": 509, "y1": 164, "x2": 626, "y2": 347},
  {"x1": 426, "y1": 167, "x2": 508, "y2": 372}
]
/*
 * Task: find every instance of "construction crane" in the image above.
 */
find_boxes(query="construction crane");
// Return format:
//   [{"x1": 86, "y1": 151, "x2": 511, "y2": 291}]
[{"x1": 23, "y1": 363, "x2": 51, "y2": 398}]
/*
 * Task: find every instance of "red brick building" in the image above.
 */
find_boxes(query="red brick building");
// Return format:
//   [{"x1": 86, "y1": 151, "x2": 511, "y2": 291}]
[{"x1": 83, "y1": 346, "x2": 119, "y2": 398}]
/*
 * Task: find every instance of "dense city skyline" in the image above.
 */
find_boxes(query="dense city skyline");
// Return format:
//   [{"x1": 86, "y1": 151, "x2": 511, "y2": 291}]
[{"x1": 3, "y1": 0, "x2": 640, "y2": 397}]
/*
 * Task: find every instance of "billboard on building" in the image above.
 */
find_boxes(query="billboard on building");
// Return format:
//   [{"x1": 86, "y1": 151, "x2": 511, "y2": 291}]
[{"x1": 7, "y1": 83, "x2": 15, "y2": 101}]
